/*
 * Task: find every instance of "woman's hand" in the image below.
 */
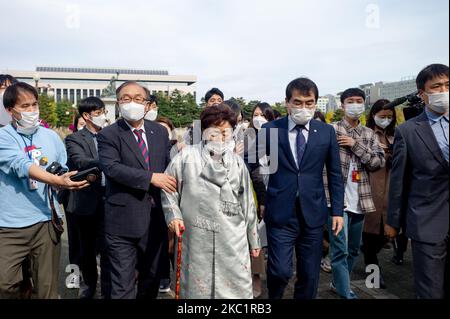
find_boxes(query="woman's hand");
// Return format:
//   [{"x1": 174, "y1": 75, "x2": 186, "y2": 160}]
[
  {"x1": 168, "y1": 218, "x2": 185, "y2": 237},
  {"x1": 251, "y1": 248, "x2": 261, "y2": 258}
]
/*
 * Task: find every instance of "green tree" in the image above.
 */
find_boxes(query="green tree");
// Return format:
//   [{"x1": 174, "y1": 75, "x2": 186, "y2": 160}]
[
  {"x1": 38, "y1": 93, "x2": 57, "y2": 127},
  {"x1": 56, "y1": 100, "x2": 75, "y2": 127},
  {"x1": 331, "y1": 108, "x2": 345, "y2": 123},
  {"x1": 158, "y1": 90, "x2": 201, "y2": 128},
  {"x1": 272, "y1": 102, "x2": 287, "y2": 117}
]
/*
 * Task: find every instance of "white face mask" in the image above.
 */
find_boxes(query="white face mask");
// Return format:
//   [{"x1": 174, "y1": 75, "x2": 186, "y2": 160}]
[
  {"x1": 253, "y1": 116, "x2": 267, "y2": 130},
  {"x1": 290, "y1": 107, "x2": 315, "y2": 125},
  {"x1": 15, "y1": 110, "x2": 40, "y2": 135},
  {"x1": 144, "y1": 108, "x2": 158, "y2": 121},
  {"x1": 119, "y1": 102, "x2": 146, "y2": 122},
  {"x1": 205, "y1": 139, "x2": 235, "y2": 156},
  {"x1": 90, "y1": 114, "x2": 108, "y2": 129},
  {"x1": 427, "y1": 92, "x2": 449, "y2": 114},
  {"x1": 345, "y1": 103, "x2": 365, "y2": 119},
  {"x1": 374, "y1": 116, "x2": 393, "y2": 129}
]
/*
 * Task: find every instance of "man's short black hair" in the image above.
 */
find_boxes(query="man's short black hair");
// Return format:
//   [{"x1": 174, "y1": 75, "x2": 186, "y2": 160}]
[
  {"x1": 340, "y1": 88, "x2": 366, "y2": 103},
  {"x1": 116, "y1": 81, "x2": 150, "y2": 99},
  {"x1": 3, "y1": 82, "x2": 38, "y2": 109},
  {"x1": 149, "y1": 94, "x2": 158, "y2": 105},
  {"x1": 416, "y1": 64, "x2": 449, "y2": 91},
  {"x1": 0, "y1": 74, "x2": 18, "y2": 87},
  {"x1": 78, "y1": 97, "x2": 105, "y2": 116},
  {"x1": 286, "y1": 78, "x2": 319, "y2": 102},
  {"x1": 205, "y1": 88, "x2": 224, "y2": 103}
]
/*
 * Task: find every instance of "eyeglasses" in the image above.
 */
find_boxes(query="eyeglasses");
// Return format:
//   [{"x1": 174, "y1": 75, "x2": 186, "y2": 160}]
[
  {"x1": 118, "y1": 95, "x2": 148, "y2": 105},
  {"x1": 91, "y1": 109, "x2": 108, "y2": 116}
]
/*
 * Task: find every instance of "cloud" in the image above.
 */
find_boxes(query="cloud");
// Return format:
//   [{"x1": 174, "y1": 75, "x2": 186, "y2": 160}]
[{"x1": 0, "y1": 0, "x2": 448, "y2": 103}]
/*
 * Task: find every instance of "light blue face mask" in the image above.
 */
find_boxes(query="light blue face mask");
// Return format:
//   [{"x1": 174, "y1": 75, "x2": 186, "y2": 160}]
[{"x1": 345, "y1": 103, "x2": 365, "y2": 119}]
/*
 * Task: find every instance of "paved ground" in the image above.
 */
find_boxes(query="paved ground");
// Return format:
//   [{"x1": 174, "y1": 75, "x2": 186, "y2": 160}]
[{"x1": 58, "y1": 217, "x2": 415, "y2": 300}]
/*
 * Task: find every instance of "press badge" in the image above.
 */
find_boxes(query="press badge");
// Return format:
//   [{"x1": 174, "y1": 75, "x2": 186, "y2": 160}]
[{"x1": 351, "y1": 162, "x2": 360, "y2": 183}]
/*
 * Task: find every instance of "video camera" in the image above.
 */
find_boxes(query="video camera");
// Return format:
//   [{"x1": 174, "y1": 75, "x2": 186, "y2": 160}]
[
  {"x1": 46, "y1": 162, "x2": 68, "y2": 176},
  {"x1": 384, "y1": 91, "x2": 425, "y2": 121}
]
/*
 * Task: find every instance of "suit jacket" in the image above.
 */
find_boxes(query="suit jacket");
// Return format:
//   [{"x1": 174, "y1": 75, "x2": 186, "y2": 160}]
[
  {"x1": 245, "y1": 117, "x2": 344, "y2": 228},
  {"x1": 387, "y1": 111, "x2": 449, "y2": 244},
  {"x1": 97, "y1": 119, "x2": 171, "y2": 238},
  {"x1": 65, "y1": 128, "x2": 104, "y2": 215}
]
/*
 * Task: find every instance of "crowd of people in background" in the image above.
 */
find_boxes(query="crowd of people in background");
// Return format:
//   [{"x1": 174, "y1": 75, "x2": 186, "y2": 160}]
[{"x1": 0, "y1": 63, "x2": 448, "y2": 299}]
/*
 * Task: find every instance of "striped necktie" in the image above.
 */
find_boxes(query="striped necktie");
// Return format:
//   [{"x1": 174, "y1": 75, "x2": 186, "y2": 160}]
[
  {"x1": 133, "y1": 129, "x2": 150, "y2": 169},
  {"x1": 295, "y1": 125, "x2": 306, "y2": 168}
]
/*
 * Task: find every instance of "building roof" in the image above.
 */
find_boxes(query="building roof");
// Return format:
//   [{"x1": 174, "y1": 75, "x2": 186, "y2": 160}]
[{"x1": 36, "y1": 66, "x2": 169, "y2": 76}]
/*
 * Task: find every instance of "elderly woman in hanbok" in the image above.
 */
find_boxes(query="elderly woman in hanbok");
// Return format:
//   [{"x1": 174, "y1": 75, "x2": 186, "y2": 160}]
[{"x1": 161, "y1": 104, "x2": 261, "y2": 299}]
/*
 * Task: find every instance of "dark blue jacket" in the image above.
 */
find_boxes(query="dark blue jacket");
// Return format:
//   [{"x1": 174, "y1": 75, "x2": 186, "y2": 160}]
[{"x1": 245, "y1": 117, "x2": 344, "y2": 227}]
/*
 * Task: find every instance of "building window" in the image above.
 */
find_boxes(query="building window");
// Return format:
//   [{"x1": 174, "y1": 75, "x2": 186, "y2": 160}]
[
  {"x1": 56, "y1": 89, "x2": 62, "y2": 102},
  {"x1": 83, "y1": 89, "x2": 88, "y2": 98},
  {"x1": 69, "y1": 89, "x2": 75, "y2": 104},
  {"x1": 63, "y1": 89, "x2": 68, "y2": 101},
  {"x1": 96, "y1": 89, "x2": 101, "y2": 97}
]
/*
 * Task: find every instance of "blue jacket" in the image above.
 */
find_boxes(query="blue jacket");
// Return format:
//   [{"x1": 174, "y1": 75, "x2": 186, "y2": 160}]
[
  {"x1": 0, "y1": 125, "x2": 67, "y2": 228},
  {"x1": 245, "y1": 117, "x2": 344, "y2": 227}
]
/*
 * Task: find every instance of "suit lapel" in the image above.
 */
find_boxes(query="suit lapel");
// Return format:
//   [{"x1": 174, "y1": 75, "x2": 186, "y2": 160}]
[
  {"x1": 80, "y1": 128, "x2": 98, "y2": 158},
  {"x1": 300, "y1": 119, "x2": 319, "y2": 168},
  {"x1": 415, "y1": 112, "x2": 448, "y2": 170},
  {"x1": 279, "y1": 117, "x2": 299, "y2": 172},
  {"x1": 118, "y1": 119, "x2": 148, "y2": 170}
]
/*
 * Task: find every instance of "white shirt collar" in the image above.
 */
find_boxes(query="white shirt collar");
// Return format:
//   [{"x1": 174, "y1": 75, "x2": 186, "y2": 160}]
[
  {"x1": 288, "y1": 116, "x2": 310, "y2": 132},
  {"x1": 125, "y1": 120, "x2": 146, "y2": 133}
]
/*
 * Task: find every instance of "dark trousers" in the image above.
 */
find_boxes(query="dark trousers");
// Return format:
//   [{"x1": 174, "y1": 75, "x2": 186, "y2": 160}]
[
  {"x1": 65, "y1": 211, "x2": 81, "y2": 267},
  {"x1": 362, "y1": 221, "x2": 389, "y2": 266},
  {"x1": 72, "y1": 208, "x2": 111, "y2": 299},
  {"x1": 266, "y1": 199, "x2": 323, "y2": 299},
  {"x1": 105, "y1": 220, "x2": 167, "y2": 299},
  {"x1": 411, "y1": 234, "x2": 449, "y2": 299},
  {"x1": 0, "y1": 221, "x2": 61, "y2": 299}
]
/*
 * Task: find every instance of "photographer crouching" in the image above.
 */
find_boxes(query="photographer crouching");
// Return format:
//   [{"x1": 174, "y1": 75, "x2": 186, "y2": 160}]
[{"x1": 0, "y1": 82, "x2": 89, "y2": 299}]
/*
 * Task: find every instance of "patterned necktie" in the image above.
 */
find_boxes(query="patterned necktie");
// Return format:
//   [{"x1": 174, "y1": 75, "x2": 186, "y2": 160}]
[
  {"x1": 133, "y1": 129, "x2": 150, "y2": 169},
  {"x1": 295, "y1": 125, "x2": 306, "y2": 168}
]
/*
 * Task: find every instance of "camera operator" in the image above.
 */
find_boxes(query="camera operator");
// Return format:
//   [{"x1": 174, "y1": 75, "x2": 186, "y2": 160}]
[
  {"x1": 0, "y1": 82, "x2": 89, "y2": 299},
  {"x1": 386, "y1": 64, "x2": 449, "y2": 299}
]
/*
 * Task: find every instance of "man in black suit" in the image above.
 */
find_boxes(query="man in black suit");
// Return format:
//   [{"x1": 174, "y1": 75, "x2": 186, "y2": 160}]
[
  {"x1": 386, "y1": 64, "x2": 449, "y2": 299},
  {"x1": 65, "y1": 97, "x2": 111, "y2": 299},
  {"x1": 97, "y1": 81, "x2": 176, "y2": 299}
]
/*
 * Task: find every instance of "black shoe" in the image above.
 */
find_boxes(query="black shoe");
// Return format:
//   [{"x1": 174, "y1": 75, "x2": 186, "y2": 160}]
[
  {"x1": 379, "y1": 274, "x2": 387, "y2": 289},
  {"x1": 391, "y1": 255, "x2": 404, "y2": 266},
  {"x1": 79, "y1": 287, "x2": 96, "y2": 299},
  {"x1": 159, "y1": 278, "x2": 171, "y2": 293}
]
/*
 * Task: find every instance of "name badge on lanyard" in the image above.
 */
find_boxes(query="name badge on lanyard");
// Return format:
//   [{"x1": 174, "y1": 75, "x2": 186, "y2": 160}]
[
  {"x1": 21, "y1": 135, "x2": 39, "y2": 191},
  {"x1": 351, "y1": 161, "x2": 360, "y2": 183}
]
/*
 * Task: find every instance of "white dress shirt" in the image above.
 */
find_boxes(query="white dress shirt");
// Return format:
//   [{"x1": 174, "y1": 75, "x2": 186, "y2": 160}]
[
  {"x1": 125, "y1": 120, "x2": 149, "y2": 147},
  {"x1": 287, "y1": 116, "x2": 310, "y2": 167}
]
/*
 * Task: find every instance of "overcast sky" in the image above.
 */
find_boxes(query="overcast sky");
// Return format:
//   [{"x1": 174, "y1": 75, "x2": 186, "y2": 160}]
[{"x1": 0, "y1": 0, "x2": 448, "y2": 103}]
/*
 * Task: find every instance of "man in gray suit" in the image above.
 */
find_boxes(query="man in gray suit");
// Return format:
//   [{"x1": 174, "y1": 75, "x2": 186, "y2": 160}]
[{"x1": 386, "y1": 64, "x2": 449, "y2": 299}]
